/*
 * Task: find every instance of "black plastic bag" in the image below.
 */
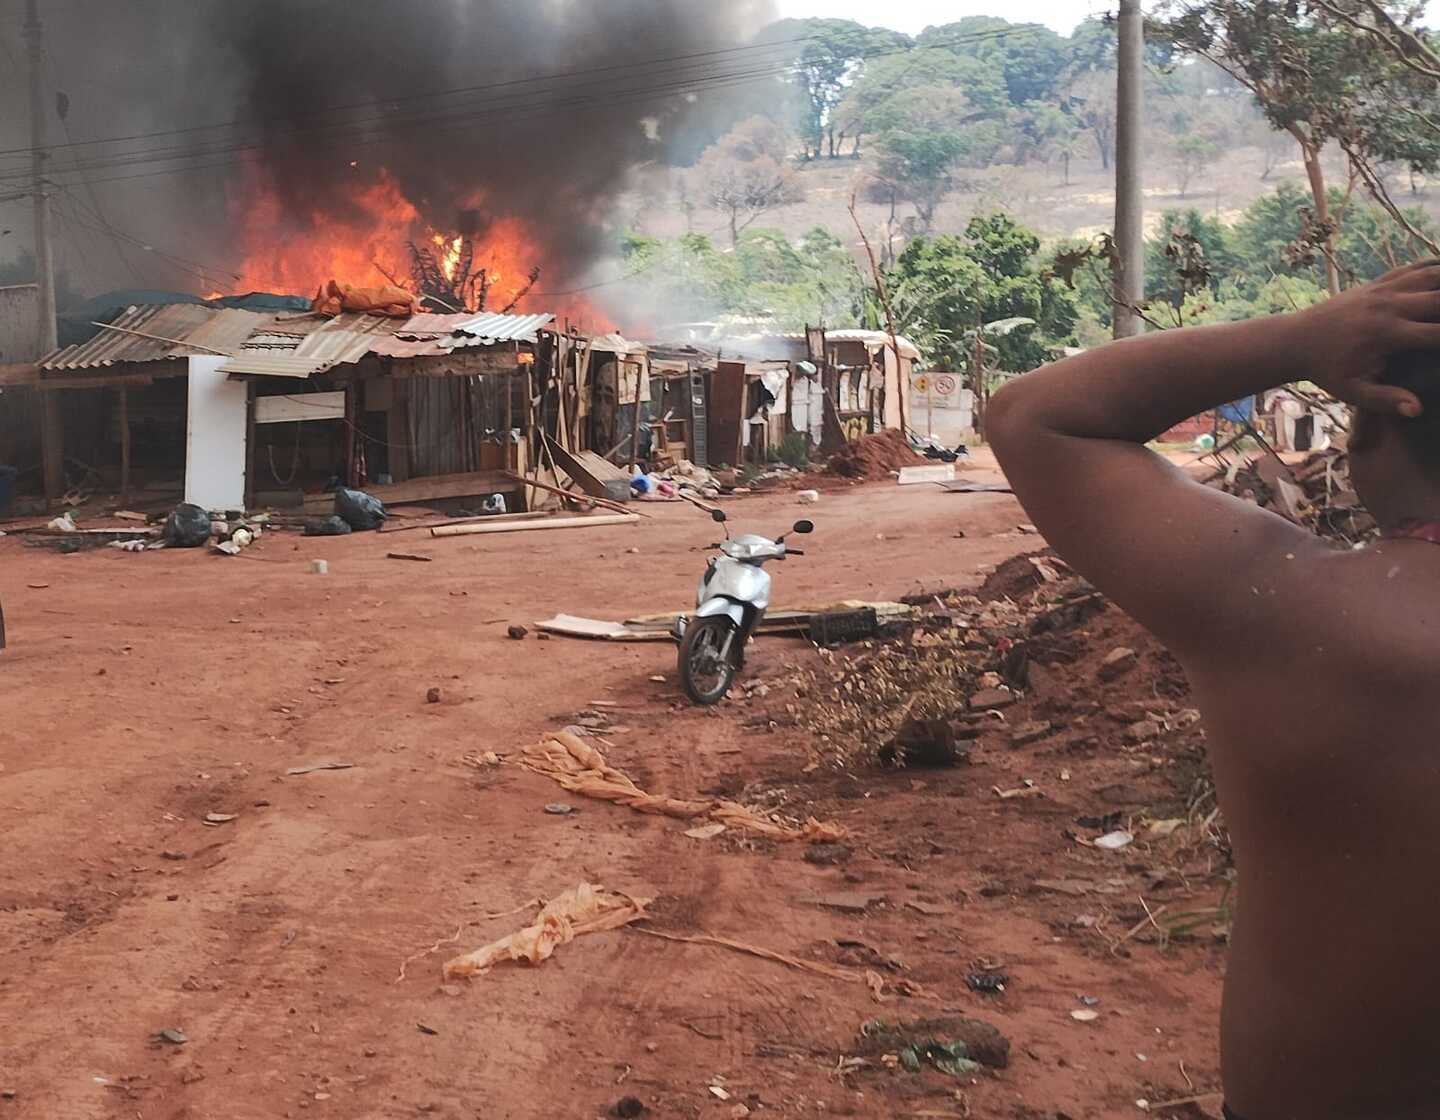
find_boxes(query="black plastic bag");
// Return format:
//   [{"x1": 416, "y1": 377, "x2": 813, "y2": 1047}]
[
  {"x1": 334, "y1": 487, "x2": 387, "y2": 531},
  {"x1": 304, "y1": 515, "x2": 353, "y2": 536},
  {"x1": 162, "y1": 502, "x2": 213, "y2": 548}
]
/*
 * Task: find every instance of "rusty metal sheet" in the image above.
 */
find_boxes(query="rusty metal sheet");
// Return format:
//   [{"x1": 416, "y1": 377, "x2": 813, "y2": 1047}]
[
  {"x1": 41, "y1": 304, "x2": 216, "y2": 370},
  {"x1": 177, "y1": 309, "x2": 275, "y2": 355}
]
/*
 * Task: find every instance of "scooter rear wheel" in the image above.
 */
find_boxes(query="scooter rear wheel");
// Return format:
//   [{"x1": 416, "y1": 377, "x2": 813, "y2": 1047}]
[{"x1": 678, "y1": 616, "x2": 737, "y2": 705}]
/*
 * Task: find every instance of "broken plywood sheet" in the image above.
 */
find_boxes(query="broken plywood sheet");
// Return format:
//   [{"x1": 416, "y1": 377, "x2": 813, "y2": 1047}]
[
  {"x1": 897, "y1": 463, "x2": 956, "y2": 485},
  {"x1": 535, "y1": 614, "x2": 673, "y2": 642}
]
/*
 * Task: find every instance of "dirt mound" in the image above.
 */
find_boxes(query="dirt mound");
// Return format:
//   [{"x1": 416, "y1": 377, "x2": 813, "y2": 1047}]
[{"x1": 826, "y1": 429, "x2": 926, "y2": 480}]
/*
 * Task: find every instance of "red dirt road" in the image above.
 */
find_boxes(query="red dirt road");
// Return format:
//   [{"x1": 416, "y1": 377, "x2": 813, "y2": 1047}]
[{"x1": 0, "y1": 474, "x2": 1223, "y2": 1120}]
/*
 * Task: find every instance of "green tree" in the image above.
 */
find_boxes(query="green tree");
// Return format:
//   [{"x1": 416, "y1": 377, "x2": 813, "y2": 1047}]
[
  {"x1": 756, "y1": 18, "x2": 911, "y2": 160},
  {"x1": 837, "y1": 47, "x2": 1007, "y2": 159},
  {"x1": 918, "y1": 17, "x2": 1069, "y2": 106},
  {"x1": 867, "y1": 86, "x2": 980, "y2": 233},
  {"x1": 1172, "y1": 135, "x2": 1220, "y2": 198},
  {"x1": 883, "y1": 215, "x2": 1077, "y2": 433},
  {"x1": 1018, "y1": 101, "x2": 1083, "y2": 181}
]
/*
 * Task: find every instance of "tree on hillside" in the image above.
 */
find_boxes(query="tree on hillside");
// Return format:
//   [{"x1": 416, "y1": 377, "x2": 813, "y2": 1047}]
[
  {"x1": 1019, "y1": 101, "x2": 1083, "y2": 182},
  {"x1": 1172, "y1": 135, "x2": 1220, "y2": 197},
  {"x1": 1065, "y1": 68, "x2": 1119, "y2": 169},
  {"x1": 691, "y1": 117, "x2": 804, "y2": 247},
  {"x1": 756, "y1": 18, "x2": 911, "y2": 160},
  {"x1": 836, "y1": 48, "x2": 1008, "y2": 159},
  {"x1": 918, "y1": 16, "x2": 1070, "y2": 106},
  {"x1": 866, "y1": 86, "x2": 990, "y2": 233}
]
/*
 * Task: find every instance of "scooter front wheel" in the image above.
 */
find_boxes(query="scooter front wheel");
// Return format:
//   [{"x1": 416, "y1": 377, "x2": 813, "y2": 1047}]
[{"x1": 678, "y1": 616, "x2": 738, "y2": 705}]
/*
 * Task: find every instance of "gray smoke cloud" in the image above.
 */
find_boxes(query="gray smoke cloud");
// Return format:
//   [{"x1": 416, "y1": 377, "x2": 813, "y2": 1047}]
[{"x1": 0, "y1": 0, "x2": 777, "y2": 299}]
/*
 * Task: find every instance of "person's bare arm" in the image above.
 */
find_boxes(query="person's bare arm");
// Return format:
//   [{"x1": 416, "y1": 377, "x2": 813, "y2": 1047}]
[{"x1": 987, "y1": 261, "x2": 1437, "y2": 655}]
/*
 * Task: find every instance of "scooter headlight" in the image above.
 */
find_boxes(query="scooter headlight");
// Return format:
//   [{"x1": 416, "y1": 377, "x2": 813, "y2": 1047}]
[{"x1": 721, "y1": 539, "x2": 770, "y2": 561}]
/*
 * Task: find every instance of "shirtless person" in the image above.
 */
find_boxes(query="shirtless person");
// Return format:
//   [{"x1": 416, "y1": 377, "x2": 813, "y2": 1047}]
[{"x1": 988, "y1": 260, "x2": 1440, "y2": 1120}]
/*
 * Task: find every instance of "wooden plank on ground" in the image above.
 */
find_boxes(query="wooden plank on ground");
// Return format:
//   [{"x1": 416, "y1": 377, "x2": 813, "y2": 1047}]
[
  {"x1": 897, "y1": 463, "x2": 955, "y2": 485},
  {"x1": 429, "y1": 512, "x2": 639, "y2": 538},
  {"x1": 542, "y1": 436, "x2": 628, "y2": 499},
  {"x1": 535, "y1": 614, "x2": 673, "y2": 642}
]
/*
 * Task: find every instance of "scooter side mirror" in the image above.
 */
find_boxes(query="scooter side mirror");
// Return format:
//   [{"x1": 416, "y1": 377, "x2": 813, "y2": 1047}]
[
  {"x1": 711, "y1": 509, "x2": 728, "y2": 523},
  {"x1": 792, "y1": 520, "x2": 814, "y2": 534}
]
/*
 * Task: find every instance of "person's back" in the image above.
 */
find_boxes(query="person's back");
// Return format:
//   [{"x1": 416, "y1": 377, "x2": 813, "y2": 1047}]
[{"x1": 988, "y1": 261, "x2": 1440, "y2": 1120}]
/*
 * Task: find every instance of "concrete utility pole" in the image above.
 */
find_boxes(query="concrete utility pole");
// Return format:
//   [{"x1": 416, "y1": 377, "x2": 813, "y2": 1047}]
[
  {"x1": 1112, "y1": 0, "x2": 1145, "y2": 339},
  {"x1": 25, "y1": 0, "x2": 63, "y2": 500}
]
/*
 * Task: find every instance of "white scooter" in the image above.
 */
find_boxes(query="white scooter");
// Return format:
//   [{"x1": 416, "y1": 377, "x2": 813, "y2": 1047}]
[{"x1": 674, "y1": 509, "x2": 814, "y2": 704}]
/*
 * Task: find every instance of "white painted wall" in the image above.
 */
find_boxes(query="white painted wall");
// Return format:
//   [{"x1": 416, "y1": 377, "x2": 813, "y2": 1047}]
[{"x1": 185, "y1": 356, "x2": 248, "y2": 511}]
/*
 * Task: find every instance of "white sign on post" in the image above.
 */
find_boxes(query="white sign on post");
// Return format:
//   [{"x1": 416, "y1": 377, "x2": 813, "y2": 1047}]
[{"x1": 184, "y1": 356, "x2": 248, "y2": 512}]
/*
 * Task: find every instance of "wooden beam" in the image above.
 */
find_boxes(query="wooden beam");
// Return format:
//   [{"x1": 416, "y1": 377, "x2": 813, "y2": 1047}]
[
  {"x1": 430, "y1": 512, "x2": 638, "y2": 538},
  {"x1": 502, "y1": 471, "x2": 646, "y2": 517},
  {"x1": 40, "y1": 392, "x2": 62, "y2": 503},
  {"x1": 118, "y1": 385, "x2": 131, "y2": 505}
]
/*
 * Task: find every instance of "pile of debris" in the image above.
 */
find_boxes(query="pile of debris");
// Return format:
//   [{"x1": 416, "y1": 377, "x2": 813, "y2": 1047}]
[
  {"x1": 792, "y1": 553, "x2": 1107, "y2": 769},
  {"x1": 1207, "y1": 444, "x2": 1375, "y2": 544},
  {"x1": 826, "y1": 430, "x2": 927, "y2": 481}
]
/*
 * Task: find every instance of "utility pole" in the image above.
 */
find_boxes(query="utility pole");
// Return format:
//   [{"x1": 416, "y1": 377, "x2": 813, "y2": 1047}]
[
  {"x1": 1112, "y1": 0, "x2": 1145, "y2": 339},
  {"x1": 25, "y1": 0, "x2": 63, "y2": 501}
]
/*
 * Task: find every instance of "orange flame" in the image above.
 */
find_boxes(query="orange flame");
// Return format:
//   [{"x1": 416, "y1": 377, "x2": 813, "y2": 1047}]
[{"x1": 227, "y1": 167, "x2": 612, "y2": 329}]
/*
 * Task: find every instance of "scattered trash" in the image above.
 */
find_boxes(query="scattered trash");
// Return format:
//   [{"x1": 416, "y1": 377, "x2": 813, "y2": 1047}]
[
  {"x1": 1099, "y1": 647, "x2": 1138, "y2": 681},
  {"x1": 311, "y1": 559, "x2": 329, "y2": 575},
  {"x1": 108, "y1": 539, "x2": 147, "y2": 552},
  {"x1": 443, "y1": 882, "x2": 649, "y2": 978},
  {"x1": 612, "y1": 1096, "x2": 648, "y2": 1119},
  {"x1": 162, "y1": 503, "x2": 212, "y2": 548},
  {"x1": 521, "y1": 731, "x2": 845, "y2": 842},
  {"x1": 304, "y1": 516, "x2": 351, "y2": 537},
  {"x1": 507, "y1": 625, "x2": 528, "y2": 640},
  {"x1": 796, "y1": 489, "x2": 819, "y2": 504},
  {"x1": 426, "y1": 687, "x2": 442, "y2": 704},
  {"x1": 1070, "y1": 1009, "x2": 1100, "y2": 1022},
  {"x1": 543, "y1": 803, "x2": 575, "y2": 815},
  {"x1": 202, "y1": 812, "x2": 237, "y2": 826},
  {"x1": 857, "y1": 1016, "x2": 1010, "y2": 1071},
  {"x1": 1147, "y1": 818, "x2": 1185, "y2": 838},
  {"x1": 1093, "y1": 830, "x2": 1135, "y2": 851},
  {"x1": 334, "y1": 487, "x2": 388, "y2": 531},
  {"x1": 683, "y1": 823, "x2": 727, "y2": 840},
  {"x1": 47, "y1": 513, "x2": 77, "y2": 533},
  {"x1": 992, "y1": 782, "x2": 1042, "y2": 800},
  {"x1": 416, "y1": 1023, "x2": 439, "y2": 1036},
  {"x1": 966, "y1": 971, "x2": 1009, "y2": 994},
  {"x1": 708, "y1": 1086, "x2": 732, "y2": 1102},
  {"x1": 896, "y1": 463, "x2": 956, "y2": 485},
  {"x1": 1079, "y1": 995, "x2": 1100, "y2": 1006},
  {"x1": 156, "y1": 1028, "x2": 188, "y2": 1045}
]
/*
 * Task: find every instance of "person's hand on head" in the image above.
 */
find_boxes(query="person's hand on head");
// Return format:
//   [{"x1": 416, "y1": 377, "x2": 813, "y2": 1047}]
[{"x1": 1297, "y1": 258, "x2": 1440, "y2": 418}]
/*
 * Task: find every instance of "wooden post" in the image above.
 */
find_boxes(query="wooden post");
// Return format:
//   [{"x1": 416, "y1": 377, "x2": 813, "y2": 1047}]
[
  {"x1": 630, "y1": 360, "x2": 644, "y2": 471},
  {"x1": 343, "y1": 384, "x2": 357, "y2": 487},
  {"x1": 41, "y1": 391, "x2": 62, "y2": 503},
  {"x1": 118, "y1": 385, "x2": 131, "y2": 504}
]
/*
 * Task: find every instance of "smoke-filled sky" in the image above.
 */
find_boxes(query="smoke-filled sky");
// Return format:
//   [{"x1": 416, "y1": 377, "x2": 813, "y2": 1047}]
[{"x1": 0, "y1": 0, "x2": 778, "y2": 299}]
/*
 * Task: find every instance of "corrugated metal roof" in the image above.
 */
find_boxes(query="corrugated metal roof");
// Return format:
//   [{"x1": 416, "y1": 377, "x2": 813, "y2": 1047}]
[
  {"x1": 39, "y1": 304, "x2": 556, "y2": 375},
  {"x1": 217, "y1": 353, "x2": 339, "y2": 378},
  {"x1": 449, "y1": 311, "x2": 554, "y2": 344},
  {"x1": 819, "y1": 329, "x2": 922, "y2": 360},
  {"x1": 41, "y1": 304, "x2": 216, "y2": 369},
  {"x1": 180, "y1": 309, "x2": 275, "y2": 354}
]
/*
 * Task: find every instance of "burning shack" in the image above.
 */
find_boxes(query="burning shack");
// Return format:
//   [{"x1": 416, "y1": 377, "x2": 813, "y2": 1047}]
[{"x1": 6, "y1": 301, "x2": 595, "y2": 514}]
